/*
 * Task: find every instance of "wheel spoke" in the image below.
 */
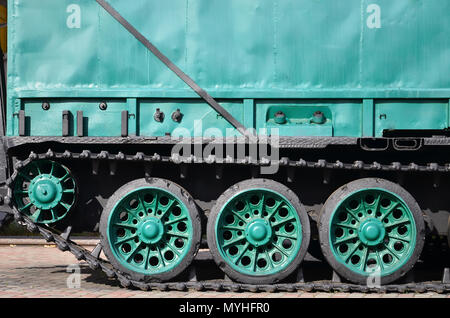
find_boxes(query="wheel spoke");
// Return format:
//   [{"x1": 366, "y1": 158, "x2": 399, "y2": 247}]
[
  {"x1": 166, "y1": 231, "x2": 189, "y2": 239},
  {"x1": 19, "y1": 202, "x2": 32, "y2": 211},
  {"x1": 360, "y1": 247, "x2": 369, "y2": 271},
  {"x1": 266, "y1": 200, "x2": 283, "y2": 220},
  {"x1": 143, "y1": 246, "x2": 151, "y2": 270},
  {"x1": 257, "y1": 194, "x2": 265, "y2": 216},
  {"x1": 115, "y1": 235, "x2": 138, "y2": 246},
  {"x1": 165, "y1": 241, "x2": 180, "y2": 257},
  {"x1": 383, "y1": 243, "x2": 401, "y2": 260},
  {"x1": 344, "y1": 207, "x2": 360, "y2": 222},
  {"x1": 275, "y1": 232, "x2": 297, "y2": 240},
  {"x1": 156, "y1": 246, "x2": 166, "y2": 266},
  {"x1": 252, "y1": 250, "x2": 258, "y2": 272},
  {"x1": 59, "y1": 201, "x2": 71, "y2": 211},
  {"x1": 59, "y1": 172, "x2": 70, "y2": 182},
  {"x1": 271, "y1": 216, "x2": 296, "y2": 228},
  {"x1": 334, "y1": 235, "x2": 358, "y2": 245},
  {"x1": 360, "y1": 196, "x2": 367, "y2": 216},
  {"x1": 50, "y1": 162, "x2": 56, "y2": 175},
  {"x1": 113, "y1": 223, "x2": 137, "y2": 229},
  {"x1": 264, "y1": 249, "x2": 274, "y2": 269},
  {"x1": 50, "y1": 208, "x2": 57, "y2": 220},
  {"x1": 334, "y1": 223, "x2": 358, "y2": 230},
  {"x1": 137, "y1": 193, "x2": 146, "y2": 212},
  {"x1": 222, "y1": 225, "x2": 245, "y2": 231},
  {"x1": 159, "y1": 199, "x2": 177, "y2": 219},
  {"x1": 369, "y1": 194, "x2": 381, "y2": 216},
  {"x1": 152, "y1": 193, "x2": 159, "y2": 212},
  {"x1": 32, "y1": 162, "x2": 42, "y2": 175},
  {"x1": 233, "y1": 242, "x2": 249, "y2": 265},
  {"x1": 345, "y1": 241, "x2": 361, "y2": 262},
  {"x1": 272, "y1": 242, "x2": 289, "y2": 257},
  {"x1": 375, "y1": 250, "x2": 384, "y2": 270},
  {"x1": 164, "y1": 216, "x2": 187, "y2": 226},
  {"x1": 222, "y1": 236, "x2": 246, "y2": 248},
  {"x1": 387, "y1": 234, "x2": 410, "y2": 243},
  {"x1": 381, "y1": 202, "x2": 401, "y2": 221},
  {"x1": 230, "y1": 210, "x2": 247, "y2": 223},
  {"x1": 30, "y1": 209, "x2": 42, "y2": 222},
  {"x1": 120, "y1": 202, "x2": 139, "y2": 218},
  {"x1": 244, "y1": 201, "x2": 252, "y2": 216},
  {"x1": 385, "y1": 219, "x2": 410, "y2": 228},
  {"x1": 125, "y1": 243, "x2": 141, "y2": 262}
]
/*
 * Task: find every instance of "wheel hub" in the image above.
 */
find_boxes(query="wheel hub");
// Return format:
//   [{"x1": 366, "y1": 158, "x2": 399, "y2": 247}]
[
  {"x1": 28, "y1": 175, "x2": 63, "y2": 209},
  {"x1": 138, "y1": 217, "x2": 164, "y2": 244},
  {"x1": 245, "y1": 219, "x2": 272, "y2": 247},
  {"x1": 358, "y1": 218, "x2": 386, "y2": 246}
]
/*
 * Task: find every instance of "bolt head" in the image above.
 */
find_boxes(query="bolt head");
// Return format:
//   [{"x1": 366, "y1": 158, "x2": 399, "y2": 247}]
[
  {"x1": 311, "y1": 111, "x2": 326, "y2": 124},
  {"x1": 274, "y1": 111, "x2": 287, "y2": 124},
  {"x1": 154, "y1": 109, "x2": 165, "y2": 122},
  {"x1": 171, "y1": 109, "x2": 183, "y2": 122}
]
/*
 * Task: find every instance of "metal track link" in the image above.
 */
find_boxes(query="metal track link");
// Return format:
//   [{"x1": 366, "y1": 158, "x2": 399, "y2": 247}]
[{"x1": 4, "y1": 149, "x2": 450, "y2": 293}]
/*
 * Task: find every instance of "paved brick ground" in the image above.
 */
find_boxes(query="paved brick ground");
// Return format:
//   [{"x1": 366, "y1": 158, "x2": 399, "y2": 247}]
[{"x1": 0, "y1": 245, "x2": 448, "y2": 298}]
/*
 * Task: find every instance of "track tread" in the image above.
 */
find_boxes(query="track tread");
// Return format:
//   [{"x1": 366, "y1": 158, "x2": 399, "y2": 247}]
[{"x1": 3, "y1": 149, "x2": 450, "y2": 293}]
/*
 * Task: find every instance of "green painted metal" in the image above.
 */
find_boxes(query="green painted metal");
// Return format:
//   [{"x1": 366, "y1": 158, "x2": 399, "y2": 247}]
[
  {"x1": 7, "y1": 0, "x2": 450, "y2": 137},
  {"x1": 28, "y1": 175, "x2": 63, "y2": 210},
  {"x1": 362, "y1": 99, "x2": 374, "y2": 137},
  {"x1": 139, "y1": 99, "x2": 243, "y2": 137},
  {"x1": 107, "y1": 187, "x2": 193, "y2": 275},
  {"x1": 13, "y1": 160, "x2": 77, "y2": 224},
  {"x1": 21, "y1": 99, "x2": 127, "y2": 137},
  {"x1": 215, "y1": 188, "x2": 302, "y2": 276},
  {"x1": 126, "y1": 98, "x2": 138, "y2": 136},
  {"x1": 329, "y1": 188, "x2": 417, "y2": 277},
  {"x1": 245, "y1": 219, "x2": 273, "y2": 248},
  {"x1": 374, "y1": 100, "x2": 449, "y2": 137},
  {"x1": 256, "y1": 101, "x2": 360, "y2": 137}
]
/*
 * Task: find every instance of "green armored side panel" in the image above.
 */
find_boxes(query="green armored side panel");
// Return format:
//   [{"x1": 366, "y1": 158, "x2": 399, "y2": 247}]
[{"x1": 7, "y1": 0, "x2": 450, "y2": 137}]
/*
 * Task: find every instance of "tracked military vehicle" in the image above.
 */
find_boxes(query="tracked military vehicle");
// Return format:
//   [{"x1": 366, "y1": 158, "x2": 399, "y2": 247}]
[{"x1": 0, "y1": 0, "x2": 449, "y2": 292}]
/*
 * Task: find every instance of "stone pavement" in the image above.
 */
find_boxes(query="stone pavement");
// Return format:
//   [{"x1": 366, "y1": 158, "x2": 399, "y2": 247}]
[{"x1": 0, "y1": 245, "x2": 448, "y2": 298}]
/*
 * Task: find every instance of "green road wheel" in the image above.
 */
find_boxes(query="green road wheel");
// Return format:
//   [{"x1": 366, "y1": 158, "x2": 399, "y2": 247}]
[
  {"x1": 319, "y1": 178, "x2": 425, "y2": 285},
  {"x1": 100, "y1": 178, "x2": 201, "y2": 282},
  {"x1": 207, "y1": 179, "x2": 310, "y2": 284},
  {"x1": 13, "y1": 160, "x2": 77, "y2": 224}
]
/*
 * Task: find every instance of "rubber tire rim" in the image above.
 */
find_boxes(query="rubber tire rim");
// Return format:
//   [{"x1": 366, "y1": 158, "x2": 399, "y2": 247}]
[
  {"x1": 319, "y1": 178, "x2": 425, "y2": 285},
  {"x1": 100, "y1": 178, "x2": 201, "y2": 282},
  {"x1": 207, "y1": 179, "x2": 310, "y2": 284}
]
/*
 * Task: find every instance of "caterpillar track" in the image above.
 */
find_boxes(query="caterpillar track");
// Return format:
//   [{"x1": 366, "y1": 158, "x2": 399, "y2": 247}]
[{"x1": 3, "y1": 148, "x2": 450, "y2": 293}]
